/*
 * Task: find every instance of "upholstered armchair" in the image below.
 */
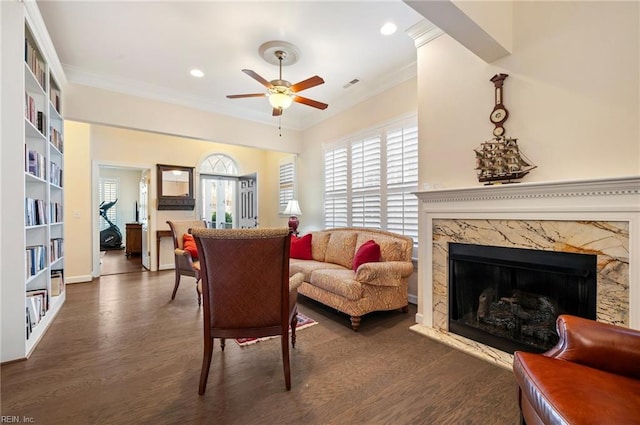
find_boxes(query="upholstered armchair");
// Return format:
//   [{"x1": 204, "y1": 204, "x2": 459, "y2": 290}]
[
  {"x1": 191, "y1": 228, "x2": 301, "y2": 395},
  {"x1": 166, "y1": 220, "x2": 207, "y2": 305},
  {"x1": 513, "y1": 315, "x2": 640, "y2": 424}
]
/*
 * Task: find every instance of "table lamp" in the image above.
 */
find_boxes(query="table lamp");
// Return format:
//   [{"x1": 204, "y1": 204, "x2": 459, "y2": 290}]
[{"x1": 284, "y1": 199, "x2": 302, "y2": 235}]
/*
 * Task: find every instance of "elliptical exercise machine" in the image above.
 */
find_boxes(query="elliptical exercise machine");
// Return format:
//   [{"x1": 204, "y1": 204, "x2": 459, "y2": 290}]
[{"x1": 99, "y1": 199, "x2": 123, "y2": 250}]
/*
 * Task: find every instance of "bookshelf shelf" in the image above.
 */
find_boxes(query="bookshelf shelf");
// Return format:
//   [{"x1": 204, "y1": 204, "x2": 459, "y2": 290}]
[{"x1": 1, "y1": 1, "x2": 65, "y2": 363}]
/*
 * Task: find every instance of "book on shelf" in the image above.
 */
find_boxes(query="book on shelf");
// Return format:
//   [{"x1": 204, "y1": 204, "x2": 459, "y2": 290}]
[
  {"x1": 49, "y1": 87, "x2": 61, "y2": 114},
  {"x1": 26, "y1": 149, "x2": 46, "y2": 180},
  {"x1": 25, "y1": 245, "x2": 46, "y2": 279},
  {"x1": 50, "y1": 269, "x2": 65, "y2": 297},
  {"x1": 24, "y1": 36, "x2": 46, "y2": 89},
  {"x1": 49, "y1": 127, "x2": 64, "y2": 152},
  {"x1": 50, "y1": 238, "x2": 64, "y2": 262},
  {"x1": 49, "y1": 161, "x2": 63, "y2": 186},
  {"x1": 25, "y1": 198, "x2": 47, "y2": 226}
]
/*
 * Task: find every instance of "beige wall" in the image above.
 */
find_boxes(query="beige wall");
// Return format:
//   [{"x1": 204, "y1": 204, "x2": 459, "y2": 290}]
[
  {"x1": 418, "y1": 1, "x2": 639, "y2": 188},
  {"x1": 414, "y1": 0, "x2": 639, "y2": 316},
  {"x1": 64, "y1": 122, "x2": 292, "y2": 279}
]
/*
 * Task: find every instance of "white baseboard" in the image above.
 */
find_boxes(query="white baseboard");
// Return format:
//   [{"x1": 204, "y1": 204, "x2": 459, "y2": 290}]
[
  {"x1": 408, "y1": 293, "x2": 417, "y2": 305},
  {"x1": 158, "y1": 264, "x2": 175, "y2": 271},
  {"x1": 65, "y1": 275, "x2": 93, "y2": 284}
]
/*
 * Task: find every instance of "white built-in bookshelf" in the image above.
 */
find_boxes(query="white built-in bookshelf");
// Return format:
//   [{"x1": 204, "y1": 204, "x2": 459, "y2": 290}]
[{"x1": 1, "y1": 1, "x2": 66, "y2": 362}]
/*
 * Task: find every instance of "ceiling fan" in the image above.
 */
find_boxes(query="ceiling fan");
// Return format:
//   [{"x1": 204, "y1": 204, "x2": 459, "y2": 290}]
[{"x1": 227, "y1": 48, "x2": 328, "y2": 117}]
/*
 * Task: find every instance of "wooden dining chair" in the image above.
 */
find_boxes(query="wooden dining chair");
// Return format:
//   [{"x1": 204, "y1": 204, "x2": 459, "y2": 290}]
[
  {"x1": 166, "y1": 220, "x2": 207, "y2": 305},
  {"x1": 191, "y1": 227, "x2": 302, "y2": 395}
]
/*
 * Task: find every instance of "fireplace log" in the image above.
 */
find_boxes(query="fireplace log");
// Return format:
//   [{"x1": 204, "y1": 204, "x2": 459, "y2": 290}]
[{"x1": 477, "y1": 288, "x2": 497, "y2": 321}]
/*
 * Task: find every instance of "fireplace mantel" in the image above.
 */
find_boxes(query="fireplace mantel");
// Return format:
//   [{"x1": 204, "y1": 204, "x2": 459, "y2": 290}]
[{"x1": 412, "y1": 176, "x2": 640, "y2": 367}]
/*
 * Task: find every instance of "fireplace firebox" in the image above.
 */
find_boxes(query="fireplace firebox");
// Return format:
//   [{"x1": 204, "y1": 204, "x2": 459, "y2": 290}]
[{"x1": 448, "y1": 243, "x2": 597, "y2": 354}]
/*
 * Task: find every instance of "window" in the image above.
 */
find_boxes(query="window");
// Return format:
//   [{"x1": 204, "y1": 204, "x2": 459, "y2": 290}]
[
  {"x1": 278, "y1": 156, "x2": 296, "y2": 212},
  {"x1": 323, "y1": 118, "x2": 419, "y2": 251},
  {"x1": 99, "y1": 178, "x2": 118, "y2": 230}
]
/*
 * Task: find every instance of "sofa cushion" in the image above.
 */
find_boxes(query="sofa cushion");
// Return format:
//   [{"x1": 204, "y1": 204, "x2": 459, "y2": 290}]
[
  {"x1": 324, "y1": 232, "x2": 358, "y2": 268},
  {"x1": 356, "y1": 233, "x2": 409, "y2": 262},
  {"x1": 352, "y1": 240, "x2": 381, "y2": 270},
  {"x1": 311, "y1": 232, "x2": 330, "y2": 262},
  {"x1": 182, "y1": 234, "x2": 198, "y2": 259},
  {"x1": 289, "y1": 259, "x2": 346, "y2": 282},
  {"x1": 310, "y1": 269, "x2": 362, "y2": 300},
  {"x1": 290, "y1": 234, "x2": 313, "y2": 260}
]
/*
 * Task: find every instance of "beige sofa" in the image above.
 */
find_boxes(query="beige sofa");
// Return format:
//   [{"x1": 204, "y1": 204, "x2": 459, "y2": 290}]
[{"x1": 289, "y1": 227, "x2": 414, "y2": 330}]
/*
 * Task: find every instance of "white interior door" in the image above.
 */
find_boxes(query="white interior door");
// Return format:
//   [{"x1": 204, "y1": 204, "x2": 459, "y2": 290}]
[
  {"x1": 238, "y1": 173, "x2": 257, "y2": 228},
  {"x1": 139, "y1": 174, "x2": 150, "y2": 269}
]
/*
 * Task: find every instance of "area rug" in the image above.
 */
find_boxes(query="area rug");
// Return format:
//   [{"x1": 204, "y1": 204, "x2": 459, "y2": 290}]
[{"x1": 234, "y1": 312, "x2": 317, "y2": 347}]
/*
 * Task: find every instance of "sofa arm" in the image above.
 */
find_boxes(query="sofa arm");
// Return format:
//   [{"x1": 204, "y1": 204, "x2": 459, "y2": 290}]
[
  {"x1": 545, "y1": 314, "x2": 640, "y2": 379},
  {"x1": 355, "y1": 261, "x2": 413, "y2": 287}
]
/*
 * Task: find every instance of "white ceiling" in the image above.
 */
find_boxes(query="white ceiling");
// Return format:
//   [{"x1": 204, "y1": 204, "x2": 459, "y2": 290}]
[{"x1": 36, "y1": 1, "x2": 427, "y2": 131}]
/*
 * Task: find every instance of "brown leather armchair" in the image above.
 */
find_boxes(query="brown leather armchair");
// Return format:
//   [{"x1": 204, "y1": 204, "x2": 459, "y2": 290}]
[
  {"x1": 513, "y1": 315, "x2": 640, "y2": 425},
  {"x1": 166, "y1": 220, "x2": 206, "y2": 305},
  {"x1": 191, "y1": 228, "x2": 302, "y2": 395}
]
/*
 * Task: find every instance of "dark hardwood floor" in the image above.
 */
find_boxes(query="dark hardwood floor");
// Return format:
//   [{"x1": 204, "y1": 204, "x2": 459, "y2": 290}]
[
  {"x1": 100, "y1": 249, "x2": 146, "y2": 275},
  {"x1": 1, "y1": 271, "x2": 520, "y2": 425}
]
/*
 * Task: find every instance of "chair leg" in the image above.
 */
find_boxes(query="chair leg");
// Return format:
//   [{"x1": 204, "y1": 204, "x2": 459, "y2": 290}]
[
  {"x1": 198, "y1": 336, "x2": 214, "y2": 395},
  {"x1": 281, "y1": 332, "x2": 291, "y2": 391},
  {"x1": 220, "y1": 338, "x2": 226, "y2": 351},
  {"x1": 171, "y1": 271, "x2": 181, "y2": 300},
  {"x1": 290, "y1": 313, "x2": 298, "y2": 348},
  {"x1": 195, "y1": 279, "x2": 202, "y2": 306}
]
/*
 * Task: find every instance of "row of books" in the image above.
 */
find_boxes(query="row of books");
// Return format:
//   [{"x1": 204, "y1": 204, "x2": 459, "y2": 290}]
[
  {"x1": 50, "y1": 127, "x2": 64, "y2": 152},
  {"x1": 26, "y1": 245, "x2": 46, "y2": 280},
  {"x1": 50, "y1": 202, "x2": 63, "y2": 223},
  {"x1": 25, "y1": 198, "x2": 47, "y2": 226},
  {"x1": 50, "y1": 161, "x2": 63, "y2": 187},
  {"x1": 50, "y1": 238, "x2": 64, "y2": 262},
  {"x1": 51, "y1": 269, "x2": 65, "y2": 297},
  {"x1": 25, "y1": 270, "x2": 65, "y2": 339},
  {"x1": 25, "y1": 149, "x2": 46, "y2": 180},
  {"x1": 25, "y1": 36, "x2": 46, "y2": 89},
  {"x1": 50, "y1": 87, "x2": 61, "y2": 114},
  {"x1": 25, "y1": 93, "x2": 45, "y2": 134}
]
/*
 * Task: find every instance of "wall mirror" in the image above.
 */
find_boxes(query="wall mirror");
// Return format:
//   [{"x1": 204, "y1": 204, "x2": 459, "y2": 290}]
[{"x1": 157, "y1": 164, "x2": 195, "y2": 210}]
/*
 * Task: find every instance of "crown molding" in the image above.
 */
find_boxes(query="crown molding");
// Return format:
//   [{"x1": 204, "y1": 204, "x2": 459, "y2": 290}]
[{"x1": 406, "y1": 19, "x2": 444, "y2": 48}]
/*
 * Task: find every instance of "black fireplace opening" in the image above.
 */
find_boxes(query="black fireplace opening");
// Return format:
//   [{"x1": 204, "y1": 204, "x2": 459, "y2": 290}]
[{"x1": 448, "y1": 243, "x2": 597, "y2": 354}]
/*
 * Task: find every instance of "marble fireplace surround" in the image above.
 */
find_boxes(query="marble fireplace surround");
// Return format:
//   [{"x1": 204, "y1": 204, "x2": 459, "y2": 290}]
[{"x1": 411, "y1": 176, "x2": 640, "y2": 368}]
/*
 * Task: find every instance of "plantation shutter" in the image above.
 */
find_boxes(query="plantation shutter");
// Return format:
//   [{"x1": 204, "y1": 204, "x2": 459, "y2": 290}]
[
  {"x1": 351, "y1": 136, "x2": 381, "y2": 228},
  {"x1": 386, "y1": 126, "x2": 419, "y2": 246},
  {"x1": 99, "y1": 178, "x2": 118, "y2": 229},
  {"x1": 324, "y1": 146, "x2": 348, "y2": 228},
  {"x1": 279, "y1": 160, "x2": 295, "y2": 212}
]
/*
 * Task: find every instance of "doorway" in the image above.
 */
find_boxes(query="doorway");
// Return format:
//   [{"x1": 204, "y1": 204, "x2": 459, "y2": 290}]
[{"x1": 96, "y1": 164, "x2": 150, "y2": 276}]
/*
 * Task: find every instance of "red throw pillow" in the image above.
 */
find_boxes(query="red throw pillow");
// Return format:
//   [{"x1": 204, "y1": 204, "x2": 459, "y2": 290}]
[
  {"x1": 353, "y1": 240, "x2": 381, "y2": 271},
  {"x1": 290, "y1": 234, "x2": 313, "y2": 260},
  {"x1": 182, "y1": 233, "x2": 198, "y2": 259}
]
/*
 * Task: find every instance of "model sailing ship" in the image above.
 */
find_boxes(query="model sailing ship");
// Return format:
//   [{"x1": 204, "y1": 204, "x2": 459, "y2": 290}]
[
  {"x1": 475, "y1": 137, "x2": 536, "y2": 184},
  {"x1": 476, "y1": 74, "x2": 536, "y2": 185}
]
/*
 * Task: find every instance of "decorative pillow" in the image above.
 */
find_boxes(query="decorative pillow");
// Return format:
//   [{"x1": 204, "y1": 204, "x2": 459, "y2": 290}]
[
  {"x1": 290, "y1": 234, "x2": 313, "y2": 260},
  {"x1": 182, "y1": 233, "x2": 198, "y2": 259},
  {"x1": 352, "y1": 240, "x2": 381, "y2": 271}
]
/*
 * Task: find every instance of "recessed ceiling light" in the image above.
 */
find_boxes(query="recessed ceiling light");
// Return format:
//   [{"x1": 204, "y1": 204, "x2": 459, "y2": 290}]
[
  {"x1": 380, "y1": 22, "x2": 397, "y2": 36},
  {"x1": 190, "y1": 69, "x2": 204, "y2": 78}
]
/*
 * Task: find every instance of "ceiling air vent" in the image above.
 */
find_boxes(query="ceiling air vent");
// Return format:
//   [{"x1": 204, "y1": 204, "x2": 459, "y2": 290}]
[{"x1": 343, "y1": 78, "x2": 360, "y2": 89}]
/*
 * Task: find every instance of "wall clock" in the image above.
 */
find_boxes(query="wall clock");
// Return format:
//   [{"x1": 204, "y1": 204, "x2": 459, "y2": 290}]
[{"x1": 490, "y1": 73, "x2": 509, "y2": 137}]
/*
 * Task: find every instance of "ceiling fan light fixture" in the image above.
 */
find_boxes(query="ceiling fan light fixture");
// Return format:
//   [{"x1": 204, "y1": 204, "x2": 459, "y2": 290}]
[{"x1": 268, "y1": 91, "x2": 293, "y2": 109}]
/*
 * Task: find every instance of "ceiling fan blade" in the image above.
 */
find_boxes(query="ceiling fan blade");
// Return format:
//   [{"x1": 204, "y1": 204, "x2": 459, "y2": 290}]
[
  {"x1": 293, "y1": 95, "x2": 328, "y2": 110},
  {"x1": 291, "y1": 75, "x2": 324, "y2": 92},
  {"x1": 272, "y1": 107, "x2": 283, "y2": 117},
  {"x1": 226, "y1": 93, "x2": 267, "y2": 99},
  {"x1": 242, "y1": 69, "x2": 274, "y2": 89}
]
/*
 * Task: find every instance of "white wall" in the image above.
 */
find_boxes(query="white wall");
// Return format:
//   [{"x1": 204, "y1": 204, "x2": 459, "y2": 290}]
[{"x1": 418, "y1": 1, "x2": 639, "y2": 189}]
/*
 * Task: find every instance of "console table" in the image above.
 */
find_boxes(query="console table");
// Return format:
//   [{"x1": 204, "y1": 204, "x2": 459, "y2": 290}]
[{"x1": 156, "y1": 230, "x2": 173, "y2": 269}]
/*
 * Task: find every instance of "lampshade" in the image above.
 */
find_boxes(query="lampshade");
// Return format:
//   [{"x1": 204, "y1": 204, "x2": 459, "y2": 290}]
[
  {"x1": 283, "y1": 199, "x2": 301, "y2": 215},
  {"x1": 269, "y1": 92, "x2": 293, "y2": 109}
]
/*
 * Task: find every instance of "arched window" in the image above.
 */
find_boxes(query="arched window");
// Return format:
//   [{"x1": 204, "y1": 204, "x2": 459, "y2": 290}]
[{"x1": 200, "y1": 154, "x2": 238, "y2": 176}]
